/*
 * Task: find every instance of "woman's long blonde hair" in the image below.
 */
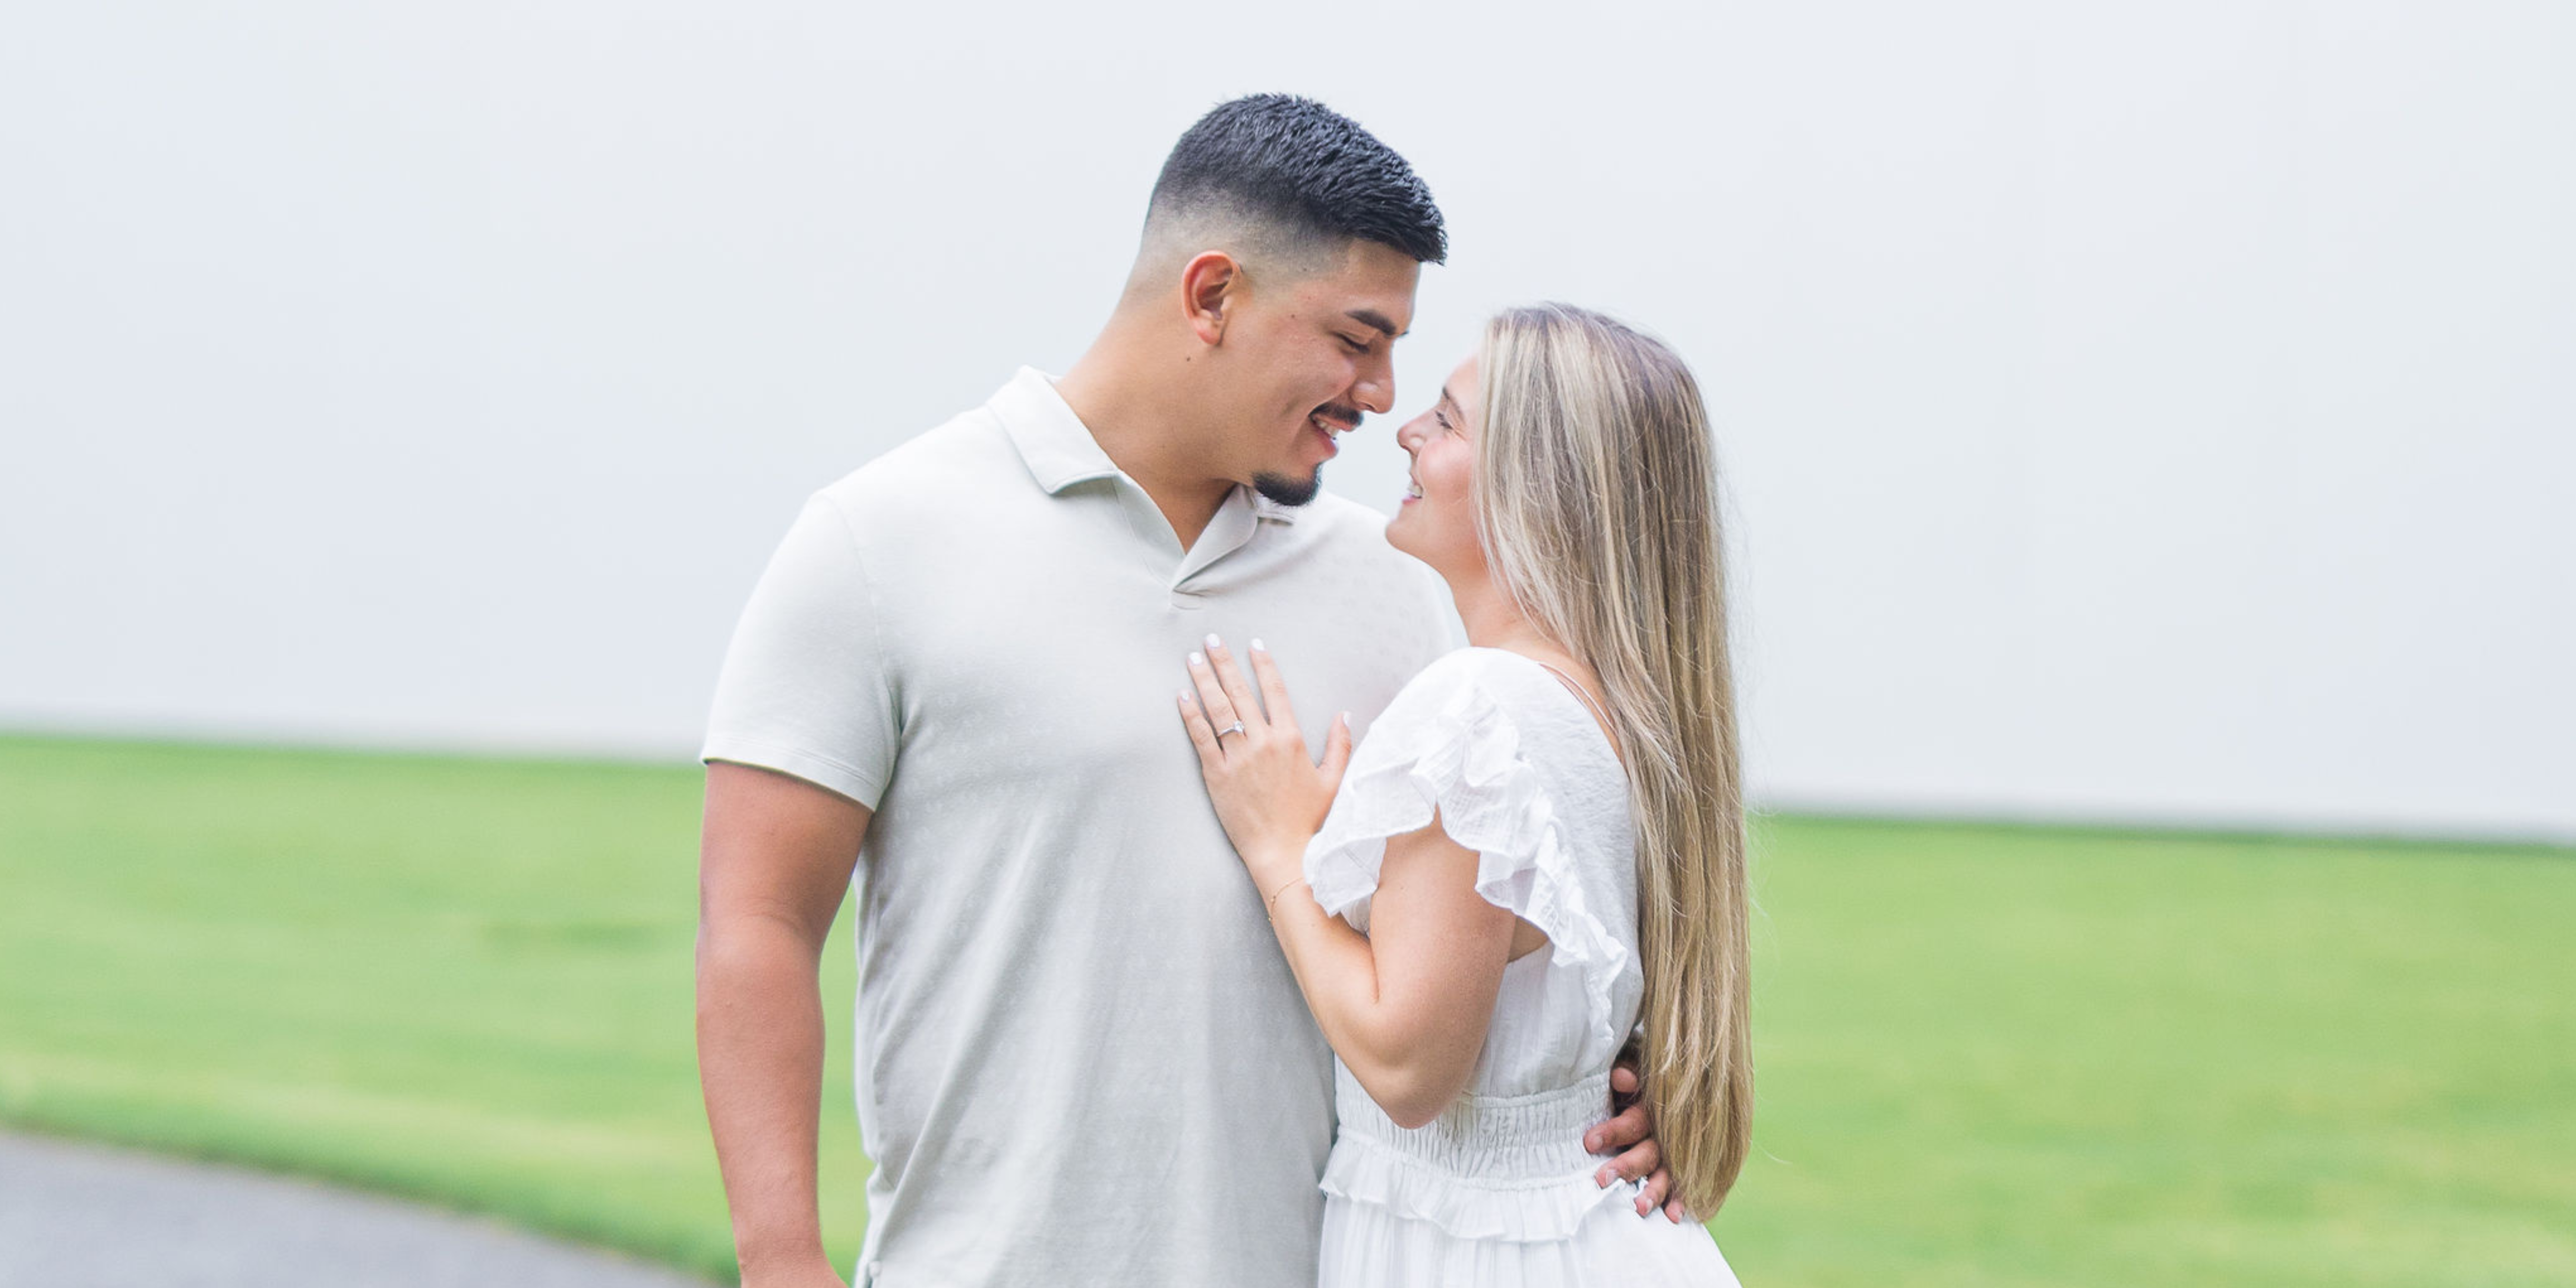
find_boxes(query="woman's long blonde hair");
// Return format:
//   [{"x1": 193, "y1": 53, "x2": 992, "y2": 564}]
[{"x1": 1475, "y1": 303, "x2": 1752, "y2": 1215}]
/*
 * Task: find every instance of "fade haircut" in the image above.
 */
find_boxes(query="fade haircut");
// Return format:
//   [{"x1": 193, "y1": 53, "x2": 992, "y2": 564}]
[{"x1": 1142, "y1": 94, "x2": 1446, "y2": 275}]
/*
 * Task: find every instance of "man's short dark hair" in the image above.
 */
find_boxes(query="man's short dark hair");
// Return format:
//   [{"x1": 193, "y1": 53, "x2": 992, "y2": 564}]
[{"x1": 1149, "y1": 94, "x2": 1446, "y2": 266}]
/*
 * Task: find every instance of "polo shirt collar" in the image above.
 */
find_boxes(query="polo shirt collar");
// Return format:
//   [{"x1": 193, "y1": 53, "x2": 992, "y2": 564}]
[
  {"x1": 993, "y1": 367, "x2": 1121, "y2": 493},
  {"x1": 989, "y1": 366, "x2": 1299, "y2": 525}
]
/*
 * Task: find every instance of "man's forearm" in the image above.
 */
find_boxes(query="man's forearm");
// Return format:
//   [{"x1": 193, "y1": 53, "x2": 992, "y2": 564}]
[{"x1": 697, "y1": 918, "x2": 834, "y2": 1273}]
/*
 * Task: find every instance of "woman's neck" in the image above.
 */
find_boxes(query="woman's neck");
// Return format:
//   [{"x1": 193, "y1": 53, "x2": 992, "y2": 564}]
[
  {"x1": 1442, "y1": 564, "x2": 1617, "y2": 762},
  {"x1": 1447, "y1": 563, "x2": 1619, "y2": 758},
  {"x1": 1448, "y1": 568, "x2": 1560, "y2": 659}
]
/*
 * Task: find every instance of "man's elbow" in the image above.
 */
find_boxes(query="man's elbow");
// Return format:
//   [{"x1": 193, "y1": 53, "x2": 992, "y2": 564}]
[{"x1": 694, "y1": 910, "x2": 823, "y2": 993}]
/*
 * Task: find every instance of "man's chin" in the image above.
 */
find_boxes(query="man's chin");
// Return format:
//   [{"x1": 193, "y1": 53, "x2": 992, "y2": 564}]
[{"x1": 1251, "y1": 468, "x2": 1325, "y2": 508}]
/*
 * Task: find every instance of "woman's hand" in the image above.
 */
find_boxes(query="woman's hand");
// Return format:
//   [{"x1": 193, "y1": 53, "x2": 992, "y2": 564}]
[{"x1": 1176, "y1": 634, "x2": 1353, "y2": 896}]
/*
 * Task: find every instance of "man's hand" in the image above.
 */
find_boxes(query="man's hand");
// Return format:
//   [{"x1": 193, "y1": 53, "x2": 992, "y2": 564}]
[
  {"x1": 1587, "y1": 1055, "x2": 1690, "y2": 1222},
  {"x1": 740, "y1": 1262, "x2": 850, "y2": 1288}
]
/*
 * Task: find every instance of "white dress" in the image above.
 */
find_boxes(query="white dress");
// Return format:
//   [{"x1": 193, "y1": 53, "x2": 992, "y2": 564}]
[{"x1": 1302, "y1": 648, "x2": 1743, "y2": 1288}]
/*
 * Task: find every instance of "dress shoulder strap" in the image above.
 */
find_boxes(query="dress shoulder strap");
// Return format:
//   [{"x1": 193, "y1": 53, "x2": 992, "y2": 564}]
[{"x1": 1530, "y1": 659, "x2": 1617, "y2": 749}]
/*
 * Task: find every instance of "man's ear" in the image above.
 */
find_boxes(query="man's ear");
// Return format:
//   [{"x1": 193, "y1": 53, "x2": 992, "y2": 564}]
[{"x1": 1180, "y1": 251, "x2": 1241, "y2": 346}]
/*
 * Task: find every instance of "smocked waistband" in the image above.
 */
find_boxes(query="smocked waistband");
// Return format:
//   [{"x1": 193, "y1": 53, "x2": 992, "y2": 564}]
[{"x1": 1333, "y1": 1063, "x2": 1612, "y2": 1183}]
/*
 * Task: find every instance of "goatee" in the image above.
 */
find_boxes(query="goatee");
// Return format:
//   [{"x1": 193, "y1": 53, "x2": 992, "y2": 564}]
[{"x1": 1251, "y1": 468, "x2": 1324, "y2": 508}]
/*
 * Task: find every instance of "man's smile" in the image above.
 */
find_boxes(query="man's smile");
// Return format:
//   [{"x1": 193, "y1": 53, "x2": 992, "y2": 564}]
[{"x1": 1307, "y1": 404, "x2": 1362, "y2": 457}]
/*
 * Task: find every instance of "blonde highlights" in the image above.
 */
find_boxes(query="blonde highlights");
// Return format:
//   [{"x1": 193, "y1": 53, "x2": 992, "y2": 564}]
[{"x1": 1474, "y1": 304, "x2": 1752, "y2": 1215}]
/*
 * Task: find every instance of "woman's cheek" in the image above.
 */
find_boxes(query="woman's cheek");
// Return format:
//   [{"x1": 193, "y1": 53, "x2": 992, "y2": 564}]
[{"x1": 1436, "y1": 489, "x2": 1476, "y2": 558}]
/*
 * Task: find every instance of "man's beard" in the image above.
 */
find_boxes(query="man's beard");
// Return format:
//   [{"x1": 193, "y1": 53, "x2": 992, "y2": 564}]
[{"x1": 1251, "y1": 468, "x2": 1324, "y2": 508}]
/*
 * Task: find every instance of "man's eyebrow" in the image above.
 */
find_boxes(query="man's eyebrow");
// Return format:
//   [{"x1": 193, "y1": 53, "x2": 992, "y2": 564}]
[{"x1": 1345, "y1": 309, "x2": 1405, "y2": 339}]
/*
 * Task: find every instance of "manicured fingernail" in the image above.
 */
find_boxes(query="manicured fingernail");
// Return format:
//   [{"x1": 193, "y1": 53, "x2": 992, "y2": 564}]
[
  {"x1": 1204, "y1": 633, "x2": 1221, "y2": 648},
  {"x1": 1594, "y1": 1168, "x2": 1609, "y2": 1188},
  {"x1": 1250, "y1": 638, "x2": 1266, "y2": 652},
  {"x1": 1180, "y1": 690, "x2": 1194, "y2": 703},
  {"x1": 1189, "y1": 651, "x2": 1205, "y2": 666}
]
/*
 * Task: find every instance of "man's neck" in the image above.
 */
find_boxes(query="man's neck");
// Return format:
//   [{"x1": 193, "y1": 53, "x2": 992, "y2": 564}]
[{"x1": 1054, "y1": 341, "x2": 1235, "y2": 550}]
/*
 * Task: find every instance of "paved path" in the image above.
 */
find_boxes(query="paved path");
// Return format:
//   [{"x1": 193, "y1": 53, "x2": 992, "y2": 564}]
[{"x1": 0, "y1": 1130, "x2": 722, "y2": 1288}]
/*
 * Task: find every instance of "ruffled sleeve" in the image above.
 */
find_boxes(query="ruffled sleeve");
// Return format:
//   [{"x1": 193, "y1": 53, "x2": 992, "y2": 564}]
[{"x1": 1303, "y1": 652, "x2": 1630, "y2": 1039}]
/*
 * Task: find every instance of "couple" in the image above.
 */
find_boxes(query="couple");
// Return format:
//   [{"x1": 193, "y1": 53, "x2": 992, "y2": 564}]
[{"x1": 697, "y1": 95, "x2": 1750, "y2": 1287}]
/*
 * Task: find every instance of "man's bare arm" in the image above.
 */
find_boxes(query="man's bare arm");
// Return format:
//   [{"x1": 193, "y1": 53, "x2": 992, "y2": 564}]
[{"x1": 696, "y1": 761, "x2": 872, "y2": 1287}]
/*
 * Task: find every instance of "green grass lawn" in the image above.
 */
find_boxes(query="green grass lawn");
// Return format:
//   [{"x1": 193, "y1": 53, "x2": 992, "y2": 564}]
[{"x1": 2, "y1": 734, "x2": 2570, "y2": 1286}]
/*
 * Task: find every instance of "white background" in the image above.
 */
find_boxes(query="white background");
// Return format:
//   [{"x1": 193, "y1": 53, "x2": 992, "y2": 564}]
[{"x1": 4, "y1": 2, "x2": 2569, "y2": 840}]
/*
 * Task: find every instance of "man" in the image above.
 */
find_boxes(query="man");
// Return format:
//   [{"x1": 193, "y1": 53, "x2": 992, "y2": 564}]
[{"x1": 696, "y1": 95, "x2": 1665, "y2": 1288}]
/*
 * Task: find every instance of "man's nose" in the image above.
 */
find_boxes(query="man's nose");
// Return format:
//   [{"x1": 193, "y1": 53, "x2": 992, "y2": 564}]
[{"x1": 1353, "y1": 356, "x2": 1395, "y2": 416}]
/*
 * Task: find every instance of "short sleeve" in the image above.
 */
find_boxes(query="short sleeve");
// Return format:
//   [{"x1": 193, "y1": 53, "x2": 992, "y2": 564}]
[
  {"x1": 1302, "y1": 654, "x2": 1629, "y2": 1033},
  {"x1": 700, "y1": 494, "x2": 900, "y2": 809}
]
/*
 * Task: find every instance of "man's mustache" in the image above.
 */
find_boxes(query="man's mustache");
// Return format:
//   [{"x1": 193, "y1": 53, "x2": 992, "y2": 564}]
[{"x1": 1311, "y1": 404, "x2": 1363, "y2": 432}]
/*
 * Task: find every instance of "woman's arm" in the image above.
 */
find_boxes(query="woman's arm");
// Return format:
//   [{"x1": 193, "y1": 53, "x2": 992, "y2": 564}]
[
  {"x1": 1180, "y1": 637, "x2": 1678, "y2": 1211},
  {"x1": 1179, "y1": 637, "x2": 1518, "y2": 1127},
  {"x1": 1242, "y1": 818, "x2": 1519, "y2": 1128}
]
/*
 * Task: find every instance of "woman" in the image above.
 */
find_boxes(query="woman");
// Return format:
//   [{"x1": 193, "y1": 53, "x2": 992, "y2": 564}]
[{"x1": 1176, "y1": 304, "x2": 1752, "y2": 1285}]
